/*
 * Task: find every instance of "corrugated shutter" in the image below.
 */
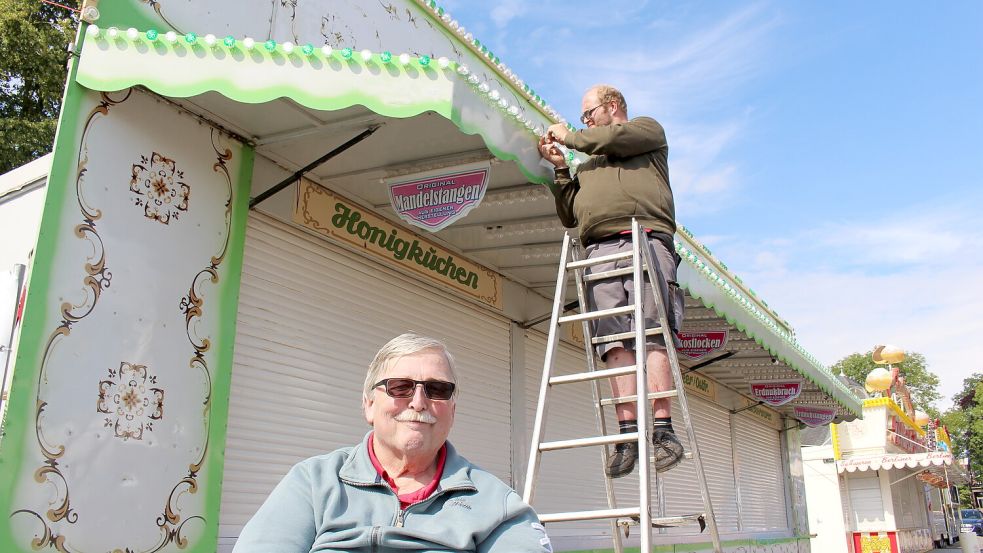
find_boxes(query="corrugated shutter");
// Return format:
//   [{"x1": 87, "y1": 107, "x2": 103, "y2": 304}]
[
  {"x1": 847, "y1": 472, "x2": 885, "y2": 527},
  {"x1": 523, "y1": 332, "x2": 740, "y2": 542},
  {"x1": 734, "y1": 413, "x2": 788, "y2": 531},
  {"x1": 218, "y1": 215, "x2": 512, "y2": 545}
]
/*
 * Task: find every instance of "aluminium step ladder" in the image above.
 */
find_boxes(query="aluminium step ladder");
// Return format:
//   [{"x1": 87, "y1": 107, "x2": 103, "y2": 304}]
[{"x1": 521, "y1": 219, "x2": 723, "y2": 553}]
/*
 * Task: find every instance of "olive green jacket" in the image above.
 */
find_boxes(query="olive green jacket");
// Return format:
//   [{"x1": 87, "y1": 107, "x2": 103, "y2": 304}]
[{"x1": 553, "y1": 116, "x2": 676, "y2": 243}]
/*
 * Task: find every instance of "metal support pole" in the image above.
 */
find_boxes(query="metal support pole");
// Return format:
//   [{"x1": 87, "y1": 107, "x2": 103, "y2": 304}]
[{"x1": 249, "y1": 125, "x2": 380, "y2": 209}]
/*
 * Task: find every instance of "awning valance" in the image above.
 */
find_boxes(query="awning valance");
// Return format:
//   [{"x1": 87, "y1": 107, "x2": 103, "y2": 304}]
[{"x1": 836, "y1": 451, "x2": 954, "y2": 473}]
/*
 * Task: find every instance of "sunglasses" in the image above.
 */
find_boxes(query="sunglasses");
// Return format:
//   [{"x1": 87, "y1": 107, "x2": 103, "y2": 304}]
[
  {"x1": 580, "y1": 103, "x2": 606, "y2": 124},
  {"x1": 373, "y1": 378, "x2": 456, "y2": 400}
]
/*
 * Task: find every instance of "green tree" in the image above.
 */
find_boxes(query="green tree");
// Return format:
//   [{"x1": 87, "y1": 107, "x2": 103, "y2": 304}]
[
  {"x1": 945, "y1": 373, "x2": 983, "y2": 504},
  {"x1": 830, "y1": 350, "x2": 942, "y2": 416},
  {"x1": 0, "y1": 0, "x2": 78, "y2": 173}
]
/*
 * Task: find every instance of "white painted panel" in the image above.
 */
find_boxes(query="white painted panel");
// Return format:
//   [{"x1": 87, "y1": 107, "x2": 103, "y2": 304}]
[
  {"x1": 735, "y1": 413, "x2": 789, "y2": 531},
  {"x1": 219, "y1": 214, "x2": 512, "y2": 542},
  {"x1": 892, "y1": 470, "x2": 928, "y2": 530}
]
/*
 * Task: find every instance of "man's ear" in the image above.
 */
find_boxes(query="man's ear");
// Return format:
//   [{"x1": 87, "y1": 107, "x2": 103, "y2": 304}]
[{"x1": 363, "y1": 395, "x2": 375, "y2": 426}]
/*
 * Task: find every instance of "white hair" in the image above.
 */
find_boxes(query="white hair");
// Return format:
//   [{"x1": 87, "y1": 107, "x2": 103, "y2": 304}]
[{"x1": 363, "y1": 333, "x2": 458, "y2": 401}]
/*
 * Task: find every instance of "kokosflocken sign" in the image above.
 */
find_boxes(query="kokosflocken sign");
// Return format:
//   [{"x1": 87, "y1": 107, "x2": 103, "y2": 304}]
[
  {"x1": 677, "y1": 331, "x2": 728, "y2": 360},
  {"x1": 749, "y1": 380, "x2": 803, "y2": 407},
  {"x1": 387, "y1": 162, "x2": 490, "y2": 232},
  {"x1": 294, "y1": 179, "x2": 502, "y2": 309}
]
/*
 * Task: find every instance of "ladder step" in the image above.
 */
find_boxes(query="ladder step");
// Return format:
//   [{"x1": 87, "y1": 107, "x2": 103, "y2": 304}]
[
  {"x1": 619, "y1": 513, "x2": 707, "y2": 530},
  {"x1": 540, "y1": 432, "x2": 638, "y2": 452},
  {"x1": 566, "y1": 250, "x2": 632, "y2": 270},
  {"x1": 582, "y1": 266, "x2": 637, "y2": 282},
  {"x1": 558, "y1": 305, "x2": 634, "y2": 324},
  {"x1": 599, "y1": 390, "x2": 678, "y2": 406},
  {"x1": 549, "y1": 365, "x2": 638, "y2": 385},
  {"x1": 592, "y1": 327, "x2": 663, "y2": 345},
  {"x1": 539, "y1": 507, "x2": 641, "y2": 523}
]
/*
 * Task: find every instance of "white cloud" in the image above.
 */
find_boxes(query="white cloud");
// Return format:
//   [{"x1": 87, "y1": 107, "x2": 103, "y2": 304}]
[
  {"x1": 490, "y1": 0, "x2": 526, "y2": 29},
  {"x1": 709, "y1": 199, "x2": 983, "y2": 409}
]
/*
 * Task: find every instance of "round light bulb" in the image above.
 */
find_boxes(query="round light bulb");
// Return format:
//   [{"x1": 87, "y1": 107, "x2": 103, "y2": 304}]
[
  {"x1": 340, "y1": 47, "x2": 353, "y2": 59},
  {"x1": 107, "y1": 27, "x2": 119, "y2": 39},
  {"x1": 360, "y1": 49, "x2": 372, "y2": 61},
  {"x1": 223, "y1": 35, "x2": 236, "y2": 47},
  {"x1": 398, "y1": 53, "x2": 411, "y2": 65},
  {"x1": 497, "y1": 98, "x2": 508, "y2": 109},
  {"x1": 165, "y1": 31, "x2": 178, "y2": 43},
  {"x1": 183, "y1": 32, "x2": 198, "y2": 44},
  {"x1": 145, "y1": 29, "x2": 158, "y2": 41},
  {"x1": 437, "y1": 56, "x2": 449, "y2": 68},
  {"x1": 126, "y1": 28, "x2": 139, "y2": 40},
  {"x1": 321, "y1": 45, "x2": 333, "y2": 56},
  {"x1": 380, "y1": 51, "x2": 392, "y2": 63},
  {"x1": 302, "y1": 43, "x2": 314, "y2": 55},
  {"x1": 282, "y1": 41, "x2": 294, "y2": 53},
  {"x1": 264, "y1": 40, "x2": 277, "y2": 52},
  {"x1": 478, "y1": 83, "x2": 490, "y2": 94},
  {"x1": 457, "y1": 64, "x2": 469, "y2": 75},
  {"x1": 243, "y1": 37, "x2": 255, "y2": 49},
  {"x1": 86, "y1": 24, "x2": 100, "y2": 37},
  {"x1": 488, "y1": 90, "x2": 500, "y2": 101}
]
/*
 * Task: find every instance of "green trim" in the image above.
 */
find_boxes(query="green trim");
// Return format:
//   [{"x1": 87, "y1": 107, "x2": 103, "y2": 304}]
[
  {"x1": 0, "y1": 26, "x2": 90, "y2": 552},
  {"x1": 194, "y1": 144, "x2": 254, "y2": 553}
]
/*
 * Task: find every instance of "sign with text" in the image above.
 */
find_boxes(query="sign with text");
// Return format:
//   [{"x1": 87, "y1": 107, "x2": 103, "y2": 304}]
[
  {"x1": 750, "y1": 380, "x2": 803, "y2": 407},
  {"x1": 295, "y1": 180, "x2": 502, "y2": 309},
  {"x1": 677, "y1": 331, "x2": 728, "y2": 360},
  {"x1": 794, "y1": 405, "x2": 836, "y2": 427},
  {"x1": 682, "y1": 372, "x2": 717, "y2": 401},
  {"x1": 387, "y1": 162, "x2": 490, "y2": 232}
]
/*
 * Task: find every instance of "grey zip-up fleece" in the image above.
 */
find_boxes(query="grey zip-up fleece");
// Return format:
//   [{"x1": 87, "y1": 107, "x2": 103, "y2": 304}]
[
  {"x1": 233, "y1": 433, "x2": 552, "y2": 553},
  {"x1": 553, "y1": 116, "x2": 676, "y2": 243}
]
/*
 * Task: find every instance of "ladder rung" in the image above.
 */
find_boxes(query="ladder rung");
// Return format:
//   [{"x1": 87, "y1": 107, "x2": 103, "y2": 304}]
[
  {"x1": 599, "y1": 390, "x2": 678, "y2": 406},
  {"x1": 583, "y1": 266, "x2": 636, "y2": 282},
  {"x1": 539, "y1": 507, "x2": 641, "y2": 523},
  {"x1": 540, "y1": 432, "x2": 638, "y2": 452},
  {"x1": 549, "y1": 365, "x2": 638, "y2": 385},
  {"x1": 566, "y1": 250, "x2": 632, "y2": 270},
  {"x1": 592, "y1": 327, "x2": 663, "y2": 345},
  {"x1": 558, "y1": 305, "x2": 633, "y2": 324},
  {"x1": 618, "y1": 513, "x2": 706, "y2": 529}
]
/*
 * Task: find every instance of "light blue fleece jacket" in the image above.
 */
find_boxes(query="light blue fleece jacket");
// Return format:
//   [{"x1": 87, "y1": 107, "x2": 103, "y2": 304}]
[{"x1": 232, "y1": 433, "x2": 553, "y2": 553}]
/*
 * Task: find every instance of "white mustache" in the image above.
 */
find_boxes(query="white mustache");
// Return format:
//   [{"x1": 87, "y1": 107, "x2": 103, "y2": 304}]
[{"x1": 395, "y1": 411, "x2": 437, "y2": 424}]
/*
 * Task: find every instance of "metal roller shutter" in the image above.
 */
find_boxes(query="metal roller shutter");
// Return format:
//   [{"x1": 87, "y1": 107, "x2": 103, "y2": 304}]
[
  {"x1": 218, "y1": 214, "x2": 512, "y2": 546},
  {"x1": 734, "y1": 413, "x2": 789, "y2": 531}
]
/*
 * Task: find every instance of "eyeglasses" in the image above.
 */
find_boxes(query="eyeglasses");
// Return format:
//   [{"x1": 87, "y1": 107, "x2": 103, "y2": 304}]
[
  {"x1": 373, "y1": 378, "x2": 456, "y2": 400},
  {"x1": 580, "y1": 103, "x2": 606, "y2": 124}
]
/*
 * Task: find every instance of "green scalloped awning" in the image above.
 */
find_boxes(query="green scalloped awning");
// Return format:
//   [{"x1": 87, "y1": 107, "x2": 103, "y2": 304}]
[
  {"x1": 74, "y1": 27, "x2": 554, "y2": 186},
  {"x1": 675, "y1": 237, "x2": 862, "y2": 417}
]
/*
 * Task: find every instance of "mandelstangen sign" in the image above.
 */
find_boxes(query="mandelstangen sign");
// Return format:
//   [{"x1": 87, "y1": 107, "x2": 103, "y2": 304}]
[{"x1": 387, "y1": 161, "x2": 490, "y2": 232}]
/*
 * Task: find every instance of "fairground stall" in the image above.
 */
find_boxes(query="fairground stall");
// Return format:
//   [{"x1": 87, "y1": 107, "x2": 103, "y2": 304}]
[
  {"x1": 0, "y1": 1, "x2": 861, "y2": 552},
  {"x1": 802, "y1": 362, "x2": 967, "y2": 553}
]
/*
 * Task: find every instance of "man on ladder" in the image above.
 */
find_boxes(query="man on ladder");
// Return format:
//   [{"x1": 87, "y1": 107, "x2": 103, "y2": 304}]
[{"x1": 538, "y1": 84, "x2": 684, "y2": 478}]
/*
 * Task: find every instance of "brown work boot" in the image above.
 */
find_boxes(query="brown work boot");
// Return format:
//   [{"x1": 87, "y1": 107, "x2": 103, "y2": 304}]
[
  {"x1": 605, "y1": 442, "x2": 638, "y2": 478},
  {"x1": 652, "y1": 428, "x2": 684, "y2": 473}
]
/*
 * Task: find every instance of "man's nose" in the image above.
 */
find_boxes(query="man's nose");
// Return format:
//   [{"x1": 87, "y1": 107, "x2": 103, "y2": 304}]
[{"x1": 407, "y1": 383, "x2": 428, "y2": 410}]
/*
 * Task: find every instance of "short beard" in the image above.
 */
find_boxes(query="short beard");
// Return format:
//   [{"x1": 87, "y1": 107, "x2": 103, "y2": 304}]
[{"x1": 395, "y1": 410, "x2": 437, "y2": 424}]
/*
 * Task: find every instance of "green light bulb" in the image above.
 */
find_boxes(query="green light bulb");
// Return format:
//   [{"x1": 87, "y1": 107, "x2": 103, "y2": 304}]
[
  {"x1": 264, "y1": 40, "x2": 277, "y2": 52},
  {"x1": 418, "y1": 55, "x2": 431, "y2": 66},
  {"x1": 184, "y1": 32, "x2": 197, "y2": 44},
  {"x1": 223, "y1": 35, "x2": 236, "y2": 47},
  {"x1": 380, "y1": 51, "x2": 392, "y2": 63},
  {"x1": 341, "y1": 47, "x2": 353, "y2": 59},
  {"x1": 302, "y1": 43, "x2": 314, "y2": 55},
  {"x1": 146, "y1": 29, "x2": 158, "y2": 41}
]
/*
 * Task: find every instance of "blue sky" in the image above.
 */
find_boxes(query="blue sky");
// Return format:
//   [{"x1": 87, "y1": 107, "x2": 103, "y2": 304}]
[{"x1": 444, "y1": 1, "x2": 983, "y2": 409}]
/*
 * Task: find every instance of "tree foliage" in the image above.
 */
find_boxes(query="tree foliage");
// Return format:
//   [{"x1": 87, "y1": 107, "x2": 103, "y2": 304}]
[
  {"x1": 830, "y1": 350, "x2": 942, "y2": 415},
  {"x1": 943, "y1": 373, "x2": 983, "y2": 504},
  {"x1": 0, "y1": 0, "x2": 78, "y2": 173}
]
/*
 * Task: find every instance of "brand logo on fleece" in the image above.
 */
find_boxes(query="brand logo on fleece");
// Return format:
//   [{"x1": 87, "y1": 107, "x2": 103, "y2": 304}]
[{"x1": 445, "y1": 498, "x2": 472, "y2": 510}]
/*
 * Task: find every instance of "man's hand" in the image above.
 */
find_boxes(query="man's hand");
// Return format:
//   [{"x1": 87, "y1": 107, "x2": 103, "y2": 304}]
[
  {"x1": 538, "y1": 136, "x2": 567, "y2": 169},
  {"x1": 546, "y1": 123, "x2": 570, "y2": 144}
]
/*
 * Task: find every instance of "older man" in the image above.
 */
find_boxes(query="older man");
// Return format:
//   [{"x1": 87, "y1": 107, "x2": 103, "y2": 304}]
[
  {"x1": 538, "y1": 85, "x2": 685, "y2": 479},
  {"x1": 233, "y1": 333, "x2": 552, "y2": 553}
]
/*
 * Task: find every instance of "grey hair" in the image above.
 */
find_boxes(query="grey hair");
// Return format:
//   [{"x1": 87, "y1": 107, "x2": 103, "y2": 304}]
[{"x1": 363, "y1": 333, "x2": 458, "y2": 401}]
